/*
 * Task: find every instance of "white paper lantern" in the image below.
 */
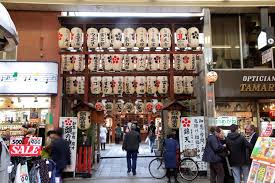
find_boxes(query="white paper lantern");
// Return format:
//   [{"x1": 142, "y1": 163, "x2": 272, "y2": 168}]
[
  {"x1": 136, "y1": 102, "x2": 145, "y2": 113},
  {"x1": 99, "y1": 28, "x2": 111, "y2": 49},
  {"x1": 102, "y1": 76, "x2": 113, "y2": 94},
  {"x1": 124, "y1": 102, "x2": 134, "y2": 113},
  {"x1": 123, "y1": 28, "x2": 136, "y2": 49},
  {"x1": 66, "y1": 77, "x2": 77, "y2": 94},
  {"x1": 188, "y1": 27, "x2": 200, "y2": 48},
  {"x1": 157, "y1": 76, "x2": 168, "y2": 94},
  {"x1": 136, "y1": 76, "x2": 147, "y2": 95},
  {"x1": 176, "y1": 27, "x2": 188, "y2": 49},
  {"x1": 168, "y1": 111, "x2": 181, "y2": 129},
  {"x1": 123, "y1": 54, "x2": 136, "y2": 70},
  {"x1": 111, "y1": 54, "x2": 123, "y2": 71},
  {"x1": 88, "y1": 54, "x2": 100, "y2": 72},
  {"x1": 72, "y1": 54, "x2": 85, "y2": 72},
  {"x1": 77, "y1": 111, "x2": 91, "y2": 130},
  {"x1": 105, "y1": 102, "x2": 114, "y2": 112},
  {"x1": 124, "y1": 76, "x2": 135, "y2": 94},
  {"x1": 58, "y1": 27, "x2": 70, "y2": 49},
  {"x1": 148, "y1": 54, "x2": 159, "y2": 71},
  {"x1": 159, "y1": 54, "x2": 170, "y2": 70},
  {"x1": 160, "y1": 28, "x2": 172, "y2": 49},
  {"x1": 174, "y1": 76, "x2": 183, "y2": 94},
  {"x1": 115, "y1": 101, "x2": 124, "y2": 113},
  {"x1": 101, "y1": 54, "x2": 112, "y2": 71},
  {"x1": 61, "y1": 54, "x2": 74, "y2": 72},
  {"x1": 76, "y1": 76, "x2": 85, "y2": 94},
  {"x1": 148, "y1": 27, "x2": 159, "y2": 48},
  {"x1": 136, "y1": 27, "x2": 147, "y2": 48},
  {"x1": 90, "y1": 77, "x2": 102, "y2": 94},
  {"x1": 207, "y1": 71, "x2": 218, "y2": 84},
  {"x1": 87, "y1": 28, "x2": 99, "y2": 49},
  {"x1": 112, "y1": 76, "x2": 124, "y2": 95},
  {"x1": 183, "y1": 76, "x2": 193, "y2": 94},
  {"x1": 136, "y1": 54, "x2": 147, "y2": 71},
  {"x1": 146, "y1": 76, "x2": 157, "y2": 95},
  {"x1": 174, "y1": 54, "x2": 183, "y2": 70},
  {"x1": 111, "y1": 28, "x2": 123, "y2": 49},
  {"x1": 71, "y1": 27, "x2": 83, "y2": 49}
]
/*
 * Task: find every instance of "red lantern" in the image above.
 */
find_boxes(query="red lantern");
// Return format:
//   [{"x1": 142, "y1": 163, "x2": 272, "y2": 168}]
[
  {"x1": 95, "y1": 102, "x2": 104, "y2": 111},
  {"x1": 155, "y1": 102, "x2": 164, "y2": 111},
  {"x1": 269, "y1": 110, "x2": 275, "y2": 118},
  {"x1": 146, "y1": 102, "x2": 153, "y2": 112}
]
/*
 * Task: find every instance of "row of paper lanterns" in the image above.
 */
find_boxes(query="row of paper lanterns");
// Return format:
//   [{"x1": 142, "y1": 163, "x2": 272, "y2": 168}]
[
  {"x1": 61, "y1": 54, "x2": 199, "y2": 72},
  {"x1": 58, "y1": 27, "x2": 200, "y2": 49},
  {"x1": 65, "y1": 76, "x2": 193, "y2": 95}
]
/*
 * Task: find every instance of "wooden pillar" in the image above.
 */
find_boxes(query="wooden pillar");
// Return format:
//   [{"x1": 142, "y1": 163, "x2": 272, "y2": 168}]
[{"x1": 169, "y1": 24, "x2": 176, "y2": 101}]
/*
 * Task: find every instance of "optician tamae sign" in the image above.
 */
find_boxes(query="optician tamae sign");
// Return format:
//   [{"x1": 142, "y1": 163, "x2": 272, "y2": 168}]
[{"x1": 0, "y1": 61, "x2": 58, "y2": 94}]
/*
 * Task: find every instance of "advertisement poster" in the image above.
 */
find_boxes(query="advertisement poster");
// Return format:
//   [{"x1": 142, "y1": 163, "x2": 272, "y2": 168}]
[
  {"x1": 179, "y1": 116, "x2": 207, "y2": 171},
  {"x1": 59, "y1": 117, "x2": 78, "y2": 172},
  {"x1": 251, "y1": 137, "x2": 275, "y2": 164},
  {"x1": 247, "y1": 161, "x2": 275, "y2": 183}
]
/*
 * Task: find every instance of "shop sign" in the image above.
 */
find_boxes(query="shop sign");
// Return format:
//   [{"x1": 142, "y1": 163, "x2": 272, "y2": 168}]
[
  {"x1": 29, "y1": 137, "x2": 42, "y2": 146},
  {"x1": 262, "y1": 48, "x2": 273, "y2": 64},
  {"x1": 261, "y1": 123, "x2": 273, "y2": 137},
  {"x1": 10, "y1": 136, "x2": 23, "y2": 145},
  {"x1": 215, "y1": 116, "x2": 237, "y2": 126},
  {"x1": 59, "y1": 117, "x2": 78, "y2": 172},
  {"x1": 269, "y1": 110, "x2": 275, "y2": 118},
  {"x1": 179, "y1": 116, "x2": 207, "y2": 171},
  {"x1": 9, "y1": 145, "x2": 42, "y2": 157}
]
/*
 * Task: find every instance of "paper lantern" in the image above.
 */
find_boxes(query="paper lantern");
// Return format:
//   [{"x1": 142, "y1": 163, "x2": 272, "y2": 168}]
[
  {"x1": 136, "y1": 76, "x2": 146, "y2": 95},
  {"x1": 148, "y1": 27, "x2": 159, "y2": 48},
  {"x1": 95, "y1": 102, "x2": 104, "y2": 111},
  {"x1": 87, "y1": 28, "x2": 99, "y2": 49},
  {"x1": 146, "y1": 102, "x2": 154, "y2": 112},
  {"x1": 159, "y1": 54, "x2": 170, "y2": 70},
  {"x1": 102, "y1": 76, "x2": 112, "y2": 94},
  {"x1": 111, "y1": 54, "x2": 123, "y2": 71},
  {"x1": 160, "y1": 28, "x2": 172, "y2": 48},
  {"x1": 155, "y1": 102, "x2": 164, "y2": 111},
  {"x1": 146, "y1": 76, "x2": 157, "y2": 95},
  {"x1": 61, "y1": 54, "x2": 73, "y2": 72},
  {"x1": 174, "y1": 76, "x2": 183, "y2": 94},
  {"x1": 148, "y1": 54, "x2": 159, "y2": 71},
  {"x1": 77, "y1": 111, "x2": 91, "y2": 130},
  {"x1": 123, "y1": 28, "x2": 136, "y2": 49},
  {"x1": 136, "y1": 27, "x2": 147, "y2": 48},
  {"x1": 174, "y1": 54, "x2": 183, "y2": 70},
  {"x1": 123, "y1": 54, "x2": 136, "y2": 71},
  {"x1": 124, "y1": 102, "x2": 134, "y2": 113},
  {"x1": 72, "y1": 54, "x2": 85, "y2": 72},
  {"x1": 157, "y1": 76, "x2": 168, "y2": 94},
  {"x1": 76, "y1": 77, "x2": 85, "y2": 94},
  {"x1": 168, "y1": 111, "x2": 181, "y2": 129},
  {"x1": 183, "y1": 76, "x2": 193, "y2": 94},
  {"x1": 66, "y1": 77, "x2": 77, "y2": 94},
  {"x1": 101, "y1": 54, "x2": 112, "y2": 71},
  {"x1": 99, "y1": 28, "x2": 111, "y2": 48},
  {"x1": 136, "y1": 54, "x2": 147, "y2": 71},
  {"x1": 207, "y1": 71, "x2": 218, "y2": 84},
  {"x1": 176, "y1": 27, "x2": 188, "y2": 49},
  {"x1": 112, "y1": 76, "x2": 124, "y2": 95},
  {"x1": 71, "y1": 27, "x2": 83, "y2": 49},
  {"x1": 88, "y1": 54, "x2": 100, "y2": 72},
  {"x1": 124, "y1": 76, "x2": 135, "y2": 94},
  {"x1": 58, "y1": 27, "x2": 70, "y2": 49},
  {"x1": 105, "y1": 102, "x2": 113, "y2": 112},
  {"x1": 111, "y1": 28, "x2": 123, "y2": 49},
  {"x1": 188, "y1": 27, "x2": 199, "y2": 48},
  {"x1": 136, "y1": 102, "x2": 145, "y2": 113},
  {"x1": 115, "y1": 102, "x2": 124, "y2": 113},
  {"x1": 90, "y1": 77, "x2": 102, "y2": 94}
]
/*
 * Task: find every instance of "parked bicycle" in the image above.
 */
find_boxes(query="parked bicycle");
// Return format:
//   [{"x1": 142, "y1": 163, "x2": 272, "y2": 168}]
[{"x1": 148, "y1": 149, "x2": 199, "y2": 181}]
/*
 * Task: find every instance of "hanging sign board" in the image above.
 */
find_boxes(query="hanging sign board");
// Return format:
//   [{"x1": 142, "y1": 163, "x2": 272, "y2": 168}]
[
  {"x1": 59, "y1": 117, "x2": 78, "y2": 172},
  {"x1": 215, "y1": 116, "x2": 238, "y2": 126},
  {"x1": 9, "y1": 145, "x2": 42, "y2": 156},
  {"x1": 179, "y1": 116, "x2": 207, "y2": 171},
  {"x1": 262, "y1": 48, "x2": 273, "y2": 64}
]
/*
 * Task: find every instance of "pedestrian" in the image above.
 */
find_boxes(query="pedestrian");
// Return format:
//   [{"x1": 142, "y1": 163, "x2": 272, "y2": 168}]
[
  {"x1": 100, "y1": 124, "x2": 107, "y2": 150},
  {"x1": 148, "y1": 121, "x2": 156, "y2": 153},
  {"x1": 164, "y1": 133, "x2": 179, "y2": 183},
  {"x1": 202, "y1": 126, "x2": 225, "y2": 183},
  {"x1": 245, "y1": 124, "x2": 258, "y2": 161},
  {"x1": 122, "y1": 124, "x2": 141, "y2": 176},
  {"x1": 226, "y1": 124, "x2": 252, "y2": 183},
  {"x1": 0, "y1": 136, "x2": 10, "y2": 183},
  {"x1": 51, "y1": 128, "x2": 71, "y2": 182},
  {"x1": 115, "y1": 124, "x2": 122, "y2": 144},
  {"x1": 134, "y1": 122, "x2": 141, "y2": 134}
]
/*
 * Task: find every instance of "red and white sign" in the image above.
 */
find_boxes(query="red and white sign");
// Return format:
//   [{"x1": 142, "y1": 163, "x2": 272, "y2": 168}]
[
  {"x1": 10, "y1": 136, "x2": 23, "y2": 145},
  {"x1": 29, "y1": 137, "x2": 42, "y2": 146},
  {"x1": 9, "y1": 144, "x2": 42, "y2": 157},
  {"x1": 269, "y1": 110, "x2": 275, "y2": 118},
  {"x1": 261, "y1": 122, "x2": 273, "y2": 137}
]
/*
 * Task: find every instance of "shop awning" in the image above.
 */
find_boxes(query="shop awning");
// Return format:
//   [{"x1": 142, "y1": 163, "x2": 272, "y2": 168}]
[{"x1": 0, "y1": 3, "x2": 19, "y2": 51}]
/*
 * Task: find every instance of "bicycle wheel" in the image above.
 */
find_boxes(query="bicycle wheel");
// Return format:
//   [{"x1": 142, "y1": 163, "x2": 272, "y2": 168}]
[
  {"x1": 149, "y1": 158, "x2": 166, "y2": 179},
  {"x1": 179, "y1": 158, "x2": 199, "y2": 181}
]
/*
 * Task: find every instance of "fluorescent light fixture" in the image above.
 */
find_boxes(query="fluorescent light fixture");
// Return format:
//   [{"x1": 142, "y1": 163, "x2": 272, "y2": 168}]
[{"x1": 66, "y1": 12, "x2": 204, "y2": 17}]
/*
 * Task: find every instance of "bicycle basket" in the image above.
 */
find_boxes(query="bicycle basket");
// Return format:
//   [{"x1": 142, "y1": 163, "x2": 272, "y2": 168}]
[{"x1": 182, "y1": 149, "x2": 197, "y2": 157}]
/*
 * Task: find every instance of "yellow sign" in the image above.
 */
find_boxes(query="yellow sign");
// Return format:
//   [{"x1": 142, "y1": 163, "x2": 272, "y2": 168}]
[{"x1": 240, "y1": 84, "x2": 275, "y2": 92}]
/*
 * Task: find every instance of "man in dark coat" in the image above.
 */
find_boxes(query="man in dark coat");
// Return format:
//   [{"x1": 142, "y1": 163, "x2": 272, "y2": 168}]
[
  {"x1": 164, "y1": 134, "x2": 179, "y2": 183},
  {"x1": 122, "y1": 124, "x2": 141, "y2": 175},
  {"x1": 203, "y1": 127, "x2": 225, "y2": 183},
  {"x1": 51, "y1": 128, "x2": 71, "y2": 180},
  {"x1": 245, "y1": 124, "x2": 258, "y2": 162},
  {"x1": 226, "y1": 124, "x2": 252, "y2": 183}
]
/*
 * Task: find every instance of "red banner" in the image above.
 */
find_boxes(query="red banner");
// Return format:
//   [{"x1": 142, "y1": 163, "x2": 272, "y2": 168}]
[{"x1": 9, "y1": 144, "x2": 42, "y2": 157}]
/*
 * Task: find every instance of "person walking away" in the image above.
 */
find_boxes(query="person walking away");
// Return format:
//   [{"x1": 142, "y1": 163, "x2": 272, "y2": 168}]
[
  {"x1": 115, "y1": 124, "x2": 122, "y2": 144},
  {"x1": 134, "y1": 122, "x2": 141, "y2": 134},
  {"x1": 245, "y1": 124, "x2": 258, "y2": 165},
  {"x1": 148, "y1": 121, "x2": 156, "y2": 153},
  {"x1": 226, "y1": 124, "x2": 252, "y2": 183},
  {"x1": 122, "y1": 124, "x2": 141, "y2": 176},
  {"x1": 51, "y1": 128, "x2": 71, "y2": 183},
  {"x1": 0, "y1": 136, "x2": 10, "y2": 183},
  {"x1": 100, "y1": 124, "x2": 107, "y2": 150},
  {"x1": 164, "y1": 134, "x2": 179, "y2": 183},
  {"x1": 202, "y1": 127, "x2": 226, "y2": 183}
]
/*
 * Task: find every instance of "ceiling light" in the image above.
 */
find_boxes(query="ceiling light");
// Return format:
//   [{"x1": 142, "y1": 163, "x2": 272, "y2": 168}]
[{"x1": 34, "y1": 96, "x2": 38, "y2": 103}]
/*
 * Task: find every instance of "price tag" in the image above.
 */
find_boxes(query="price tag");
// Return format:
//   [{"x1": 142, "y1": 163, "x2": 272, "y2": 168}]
[
  {"x1": 10, "y1": 137, "x2": 23, "y2": 145},
  {"x1": 29, "y1": 137, "x2": 42, "y2": 146}
]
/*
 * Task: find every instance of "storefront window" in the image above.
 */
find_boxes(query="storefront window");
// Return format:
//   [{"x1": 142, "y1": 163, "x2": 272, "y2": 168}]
[
  {"x1": 212, "y1": 15, "x2": 241, "y2": 69},
  {"x1": 241, "y1": 14, "x2": 272, "y2": 68}
]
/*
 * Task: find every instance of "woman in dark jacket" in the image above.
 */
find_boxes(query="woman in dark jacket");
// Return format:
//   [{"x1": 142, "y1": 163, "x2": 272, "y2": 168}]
[
  {"x1": 164, "y1": 134, "x2": 179, "y2": 183},
  {"x1": 203, "y1": 127, "x2": 225, "y2": 183}
]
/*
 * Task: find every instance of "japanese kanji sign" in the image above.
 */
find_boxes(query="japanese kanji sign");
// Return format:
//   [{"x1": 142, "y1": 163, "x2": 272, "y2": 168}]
[
  {"x1": 59, "y1": 117, "x2": 78, "y2": 172},
  {"x1": 179, "y1": 116, "x2": 207, "y2": 171}
]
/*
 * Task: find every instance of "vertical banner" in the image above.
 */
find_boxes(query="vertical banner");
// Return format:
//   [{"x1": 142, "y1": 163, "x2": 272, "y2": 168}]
[
  {"x1": 179, "y1": 116, "x2": 207, "y2": 171},
  {"x1": 59, "y1": 117, "x2": 78, "y2": 172}
]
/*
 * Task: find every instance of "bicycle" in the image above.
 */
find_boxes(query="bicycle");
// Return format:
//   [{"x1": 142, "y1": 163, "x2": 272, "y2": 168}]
[{"x1": 148, "y1": 149, "x2": 199, "y2": 181}]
